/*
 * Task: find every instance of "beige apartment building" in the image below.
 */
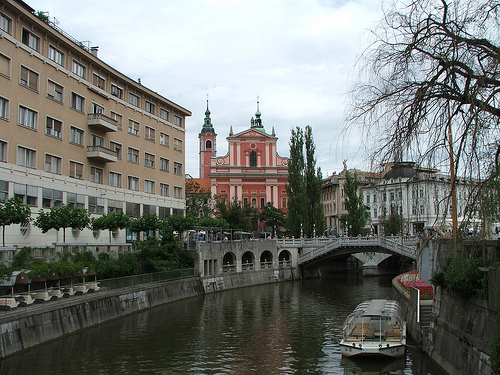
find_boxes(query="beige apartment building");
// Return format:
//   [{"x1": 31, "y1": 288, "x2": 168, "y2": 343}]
[{"x1": 0, "y1": 0, "x2": 191, "y2": 252}]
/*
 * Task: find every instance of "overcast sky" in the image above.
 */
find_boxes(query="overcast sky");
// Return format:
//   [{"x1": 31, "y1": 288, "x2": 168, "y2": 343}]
[{"x1": 33, "y1": 0, "x2": 384, "y2": 177}]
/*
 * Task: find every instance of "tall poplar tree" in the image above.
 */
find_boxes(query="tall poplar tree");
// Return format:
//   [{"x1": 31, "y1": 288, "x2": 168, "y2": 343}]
[
  {"x1": 343, "y1": 169, "x2": 366, "y2": 236},
  {"x1": 286, "y1": 126, "x2": 324, "y2": 237}
]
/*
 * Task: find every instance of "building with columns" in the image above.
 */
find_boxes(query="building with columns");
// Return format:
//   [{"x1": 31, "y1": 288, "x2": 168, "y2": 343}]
[{"x1": 197, "y1": 101, "x2": 289, "y2": 213}]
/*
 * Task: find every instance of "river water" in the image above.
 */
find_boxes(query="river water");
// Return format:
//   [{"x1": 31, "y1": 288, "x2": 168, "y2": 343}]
[{"x1": 0, "y1": 274, "x2": 447, "y2": 375}]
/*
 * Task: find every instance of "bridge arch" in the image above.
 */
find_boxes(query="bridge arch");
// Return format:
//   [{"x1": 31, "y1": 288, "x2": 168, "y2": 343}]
[
  {"x1": 242, "y1": 251, "x2": 255, "y2": 271},
  {"x1": 279, "y1": 250, "x2": 292, "y2": 268},
  {"x1": 222, "y1": 252, "x2": 236, "y2": 272},
  {"x1": 260, "y1": 250, "x2": 273, "y2": 269}
]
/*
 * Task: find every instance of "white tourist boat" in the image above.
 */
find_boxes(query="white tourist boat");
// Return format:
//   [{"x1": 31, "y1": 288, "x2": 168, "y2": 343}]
[{"x1": 340, "y1": 299, "x2": 406, "y2": 358}]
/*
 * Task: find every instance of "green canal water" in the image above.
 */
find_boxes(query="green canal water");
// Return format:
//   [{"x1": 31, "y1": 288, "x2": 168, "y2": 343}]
[{"x1": 0, "y1": 274, "x2": 447, "y2": 374}]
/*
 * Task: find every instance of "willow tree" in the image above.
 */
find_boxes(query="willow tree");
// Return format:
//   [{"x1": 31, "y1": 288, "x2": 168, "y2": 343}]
[{"x1": 347, "y1": 0, "x2": 500, "y2": 228}]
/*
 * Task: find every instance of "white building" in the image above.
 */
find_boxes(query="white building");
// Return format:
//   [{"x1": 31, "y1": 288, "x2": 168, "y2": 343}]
[{"x1": 362, "y1": 163, "x2": 478, "y2": 235}]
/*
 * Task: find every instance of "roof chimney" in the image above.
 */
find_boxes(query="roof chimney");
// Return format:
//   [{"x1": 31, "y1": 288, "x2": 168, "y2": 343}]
[{"x1": 90, "y1": 46, "x2": 99, "y2": 57}]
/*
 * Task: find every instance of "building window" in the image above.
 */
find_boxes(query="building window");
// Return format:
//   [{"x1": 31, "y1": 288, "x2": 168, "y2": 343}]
[
  {"x1": 70, "y1": 126, "x2": 84, "y2": 146},
  {"x1": 72, "y1": 60, "x2": 86, "y2": 79},
  {"x1": 173, "y1": 138, "x2": 183, "y2": 151},
  {"x1": 22, "y1": 28, "x2": 40, "y2": 51},
  {"x1": 0, "y1": 13, "x2": 12, "y2": 34},
  {"x1": 144, "y1": 153, "x2": 155, "y2": 168},
  {"x1": 173, "y1": 186, "x2": 182, "y2": 199},
  {"x1": 88, "y1": 196, "x2": 105, "y2": 214},
  {"x1": 127, "y1": 147, "x2": 139, "y2": 164},
  {"x1": 0, "y1": 53, "x2": 11, "y2": 78},
  {"x1": 250, "y1": 151, "x2": 257, "y2": 167},
  {"x1": 160, "y1": 157, "x2": 169, "y2": 172},
  {"x1": 173, "y1": 162, "x2": 182, "y2": 175},
  {"x1": 42, "y1": 188, "x2": 63, "y2": 208},
  {"x1": 17, "y1": 146, "x2": 36, "y2": 168},
  {"x1": 0, "y1": 96, "x2": 9, "y2": 120},
  {"x1": 46, "y1": 116, "x2": 62, "y2": 139},
  {"x1": 110, "y1": 83, "x2": 123, "y2": 99},
  {"x1": 128, "y1": 119, "x2": 139, "y2": 136},
  {"x1": 20, "y1": 66, "x2": 39, "y2": 91},
  {"x1": 71, "y1": 92, "x2": 85, "y2": 112},
  {"x1": 48, "y1": 45, "x2": 64, "y2": 66},
  {"x1": 260, "y1": 198, "x2": 265, "y2": 208},
  {"x1": 145, "y1": 101, "x2": 155, "y2": 115},
  {"x1": 160, "y1": 132, "x2": 169, "y2": 147},
  {"x1": 110, "y1": 111, "x2": 123, "y2": 129},
  {"x1": 44, "y1": 154, "x2": 61, "y2": 174},
  {"x1": 69, "y1": 161, "x2": 83, "y2": 179},
  {"x1": 0, "y1": 140, "x2": 7, "y2": 162},
  {"x1": 128, "y1": 176, "x2": 139, "y2": 191},
  {"x1": 160, "y1": 183, "x2": 169, "y2": 197},
  {"x1": 206, "y1": 139, "x2": 212, "y2": 149},
  {"x1": 109, "y1": 171, "x2": 122, "y2": 188},
  {"x1": 145, "y1": 126, "x2": 155, "y2": 142},
  {"x1": 90, "y1": 134, "x2": 104, "y2": 147},
  {"x1": 282, "y1": 197, "x2": 287, "y2": 208},
  {"x1": 92, "y1": 73, "x2": 105, "y2": 89},
  {"x1": 160, "y1": 108, "x2": 169, "y2": 121},
  {"x1": 145, "y1": 180, "x2": 155, "y2": 194},
  {"x1": 108, "y1": 199, "x2": 123, "y2": 213},
  {"x1": 128, "y1": 93, "x2": 140, "y2": 107},
  {"x1": 110, "y1": 141, "x2": 122, "y2": 159},
  {"x1": 67, "y1": 192, "x2": 85, "y2": 208},
  {"x1": 18, "y1": 105, "x2": 37, "y2": 130},
  {"x1": 90, "y1": 166, "x2": 104, "y2": 184},
  {"x1": 91, "y1": 102, "x2": 104, "y2": 114},
  {"x1": 47, "y1": 80, "x2": 63, "y2": 103},
  {"x1": 14, "y1": 184, "x2": 38, "y2": 206},
  {"x1": 174, "y1": 115, "x2": 182, "y2": 128}
]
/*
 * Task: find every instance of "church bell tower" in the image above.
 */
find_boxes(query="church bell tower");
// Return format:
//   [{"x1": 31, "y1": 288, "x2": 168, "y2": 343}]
[{"x1": 199, "y1": 98, "x2": 217, "y2": 178}]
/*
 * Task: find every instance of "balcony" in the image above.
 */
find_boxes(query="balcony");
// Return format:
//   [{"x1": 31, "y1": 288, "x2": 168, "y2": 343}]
[
  {"x1": 87, "y1": 145, "x2": 117, "y2": 162},
  {"x1": 87, "y1": 113, "x2": 118, "y2": 132}
]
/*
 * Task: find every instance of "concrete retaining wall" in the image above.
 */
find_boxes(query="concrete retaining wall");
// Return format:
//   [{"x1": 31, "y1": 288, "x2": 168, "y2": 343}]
[{"x1": 0, "y1": 277, "x2": 204, "y2": 358}]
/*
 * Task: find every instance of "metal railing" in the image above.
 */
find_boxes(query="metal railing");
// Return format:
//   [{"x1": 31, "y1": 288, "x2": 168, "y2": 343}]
[{"x1": 99, "y1": 268, "x2": 198, "y2": 290}]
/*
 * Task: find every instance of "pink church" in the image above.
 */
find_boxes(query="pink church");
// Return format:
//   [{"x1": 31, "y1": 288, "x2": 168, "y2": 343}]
[{"x1": 197, "y1": 100, "x2": 289, "y2": 213}]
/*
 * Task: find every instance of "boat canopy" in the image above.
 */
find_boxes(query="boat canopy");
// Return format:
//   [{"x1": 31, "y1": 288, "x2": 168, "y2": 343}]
[{"x1": 350, "y1": 299, "x2": 401, "y2": 319}]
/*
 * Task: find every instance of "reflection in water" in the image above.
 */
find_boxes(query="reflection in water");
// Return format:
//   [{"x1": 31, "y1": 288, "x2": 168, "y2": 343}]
[{"x1": 0, "y1": 274, "x2": 446, "y2": 374}]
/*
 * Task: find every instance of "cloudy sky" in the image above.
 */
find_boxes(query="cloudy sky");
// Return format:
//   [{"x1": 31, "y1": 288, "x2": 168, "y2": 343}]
[{"x1": 33, "y1": 0, "x2": 384, "y2": 177}]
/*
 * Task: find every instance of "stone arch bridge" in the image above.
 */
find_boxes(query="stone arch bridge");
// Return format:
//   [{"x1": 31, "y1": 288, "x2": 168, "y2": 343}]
[{"x1": 278, "y1": 236, "x2": 419, "y2": 275}]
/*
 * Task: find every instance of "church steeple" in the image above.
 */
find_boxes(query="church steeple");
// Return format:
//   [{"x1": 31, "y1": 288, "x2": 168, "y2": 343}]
[
  {"x1": 251, "y1": 96, "x2": 264, "y2": 130},
  {"x1": 200, "y1": 96, "x2": 216, "y2": 134}
]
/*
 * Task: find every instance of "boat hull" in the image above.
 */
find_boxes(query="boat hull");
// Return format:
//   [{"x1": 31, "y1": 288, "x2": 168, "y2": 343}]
[{"x1": 340, "y1": 341, "x2": 406, "y2": 358}]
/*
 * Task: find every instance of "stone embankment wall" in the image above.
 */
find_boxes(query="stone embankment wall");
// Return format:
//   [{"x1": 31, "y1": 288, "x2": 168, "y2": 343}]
[
  {"x1": 393, "y1": 275, "x2": 498, "y2": 375},
  {"x1": 0, "y1": 277, "x2": 204, "y2": 358},
  {"x1": 0, "y1": 268, "x2": 299, "y2": 359},
  {"x1": 201, "y1": 268, "x2": 298, "y2": 293},
  {"x1": 427, "y1": 288, "x2": 496, "y2": 375}
]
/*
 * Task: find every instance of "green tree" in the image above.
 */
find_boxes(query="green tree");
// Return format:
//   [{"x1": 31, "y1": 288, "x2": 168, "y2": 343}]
[
  {"x1": 286, "y1": 126, "x2": 324, "y2": 237},
  {"x1": 91, "y1": 211, "x2": 130, "y2": 242},
  {"x1": 384, "y1": 206, "x2": 403, "y2": 236},
  {"x1": 34, "y1": 205, "x2": 90, "y2": 243},
  {"x1": 304, "y1": 126, "x2": 325, "y2": 237},
  {"x1": 0, "y1": 198, "x2": 32, "y2": 246},
  {"x1": 185, "y1": 179, "x2": 214, "y2": 219},
  {"x1": 286, "y1": 127, "x2": 306, "y2": 237},
  {"x1": 216, "y1": 196, "x2": 254, "y2": 232},
  {"x1": 343, "y1": 169, "x2": 366, "y2": 236},
  {"x1": 259, "y1": 202, "x2": 286, "y2": 237}
]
